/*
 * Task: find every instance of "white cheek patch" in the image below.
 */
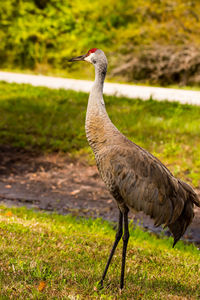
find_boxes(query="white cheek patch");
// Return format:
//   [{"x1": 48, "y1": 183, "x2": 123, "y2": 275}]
[{"x1": 84, "y1": 52, "x2": 95, "y2": 64}]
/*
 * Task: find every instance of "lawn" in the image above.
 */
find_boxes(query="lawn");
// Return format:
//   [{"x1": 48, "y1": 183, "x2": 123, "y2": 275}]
[
  {"x1": 0, "y1": 81, "x2": 200, "y2": 186},
  {"x1": 0, "y1": 206, "x2": 199, "y2": 299}
]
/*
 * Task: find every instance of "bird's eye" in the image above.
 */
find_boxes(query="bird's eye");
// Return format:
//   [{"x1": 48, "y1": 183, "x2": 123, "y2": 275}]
[{"x1": 93, "y1": 59, "x2": 96, "y2": 64}]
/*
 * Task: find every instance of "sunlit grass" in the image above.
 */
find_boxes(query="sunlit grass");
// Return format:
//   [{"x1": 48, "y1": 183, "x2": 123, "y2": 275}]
[
  {"x1": 0, "y1": 81, "x2": 200, "y2": 186},
  {"x1": 0, "y1": 206, "x2": 199, "y2": 299}
]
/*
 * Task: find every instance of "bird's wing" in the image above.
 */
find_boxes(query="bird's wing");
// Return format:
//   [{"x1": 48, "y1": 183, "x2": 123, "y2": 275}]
[{"x1": 101, "y1": 144, "x2": 189, "y2": 227}]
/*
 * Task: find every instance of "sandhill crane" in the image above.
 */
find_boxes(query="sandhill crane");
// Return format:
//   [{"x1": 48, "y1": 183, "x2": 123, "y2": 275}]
[{"x1": 68, "y1": 48, "x2": 200, "y2": 290}]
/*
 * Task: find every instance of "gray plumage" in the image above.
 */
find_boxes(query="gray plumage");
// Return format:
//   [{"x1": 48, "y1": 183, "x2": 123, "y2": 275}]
[
  {"x1": 69, "y1": 48, "x2": 200, "y2": 289},
  {"x1": 84, "y1": 49, "x2": 199, "y2": 244}
]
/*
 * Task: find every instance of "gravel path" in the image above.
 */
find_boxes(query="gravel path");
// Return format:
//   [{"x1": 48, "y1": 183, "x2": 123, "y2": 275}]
[{"x1": 0, "y1": 71, "x2": 200, "y2": 105}]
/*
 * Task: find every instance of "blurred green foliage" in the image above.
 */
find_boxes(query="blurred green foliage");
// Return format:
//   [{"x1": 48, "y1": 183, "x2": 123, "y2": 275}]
[{"x1": 0, "y1": 0, "x2": 200, "y2": 75}]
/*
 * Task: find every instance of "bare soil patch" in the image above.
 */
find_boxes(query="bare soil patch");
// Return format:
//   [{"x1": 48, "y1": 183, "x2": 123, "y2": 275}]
[{"x1": 0, "y1": 146, "x2": 199, "y2": 245}]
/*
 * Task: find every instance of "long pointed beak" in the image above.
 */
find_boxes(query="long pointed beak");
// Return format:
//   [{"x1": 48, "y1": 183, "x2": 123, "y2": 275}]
[{"x1": 68, "y1": 54, "x2": 86, "y2": 62}]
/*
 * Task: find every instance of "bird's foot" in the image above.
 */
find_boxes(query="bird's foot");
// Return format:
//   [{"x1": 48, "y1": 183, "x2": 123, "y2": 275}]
[
  {"x1": 97, "y1": 280, "x2": 104, "y2": 290},
  {"x1": 120, "y1": 282, "x2": 124, "y2": 290}
]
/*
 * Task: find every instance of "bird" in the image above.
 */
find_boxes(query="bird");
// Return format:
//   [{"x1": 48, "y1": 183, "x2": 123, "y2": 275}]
[{"x1": 68, "y1": 48, "x2": 200, "y2": 290}]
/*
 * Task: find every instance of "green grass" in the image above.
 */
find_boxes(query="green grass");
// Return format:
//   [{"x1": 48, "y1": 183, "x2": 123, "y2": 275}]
[
  {"x1": 0, "y1": 206, "x2": 199, "y2": 299},
  {"x1": 0, "y1": 81, "x2": 200, "y2": 187}
]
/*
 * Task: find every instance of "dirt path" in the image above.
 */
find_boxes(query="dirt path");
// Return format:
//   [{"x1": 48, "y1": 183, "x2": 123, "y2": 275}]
[
  {"x1": 0, "y1": 146, "x2": 199, "y2": 246},
  {"x1": 0, "y1": 71, "x2": 200, "y2": 104}
]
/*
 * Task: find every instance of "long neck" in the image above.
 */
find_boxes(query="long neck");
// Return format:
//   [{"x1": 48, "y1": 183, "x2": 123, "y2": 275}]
[
  {"x1": 85, "y1": 63, "x2": 117, "y2": 155},
  {"x1": 89, "y1": 65, "x2": 107, "y2": 109}
]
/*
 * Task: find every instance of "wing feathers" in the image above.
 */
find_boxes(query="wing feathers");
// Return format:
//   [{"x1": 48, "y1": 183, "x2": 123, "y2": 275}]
[{"x1": 99, "y1": 145, "x2": 199, "y2": 246}]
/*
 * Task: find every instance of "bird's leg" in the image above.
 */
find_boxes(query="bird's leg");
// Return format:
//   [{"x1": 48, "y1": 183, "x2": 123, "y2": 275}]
[
  {"x1": 120, "y1": 207, "x2": 129, "y2": 290},
  {"x1": 99, "y1": 210, "x2": 123, "y2": 287}
]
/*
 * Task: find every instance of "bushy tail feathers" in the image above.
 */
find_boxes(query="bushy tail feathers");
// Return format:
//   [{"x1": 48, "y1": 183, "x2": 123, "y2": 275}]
[
  {"x1": 169, "y1": 200, "x2": 194, "y2": 247},
  {"x1": 169, "y1": 180, "x2": 199, "y2": 247},
  {"x1": 179, "y1": 179, "x2": 200, "y2": 207}
]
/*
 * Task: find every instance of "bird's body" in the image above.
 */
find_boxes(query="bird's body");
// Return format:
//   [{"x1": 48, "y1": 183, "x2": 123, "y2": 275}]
[{"x1": 69, "y1": 48, "x2": 200, "y2": 289}]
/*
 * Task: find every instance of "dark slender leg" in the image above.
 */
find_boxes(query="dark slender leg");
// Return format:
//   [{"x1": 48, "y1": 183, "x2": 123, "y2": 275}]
[
  {"x1": 120, "y1": 207, "x2": 129, "y2": 290},
  {"x1": 99, "y1": 210, "x2": 123, "y2": 287}
]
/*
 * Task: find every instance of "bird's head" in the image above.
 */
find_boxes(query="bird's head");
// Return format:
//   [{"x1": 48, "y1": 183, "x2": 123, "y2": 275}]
[{"x1": 68, "y1": 48, "x2": 107, "y2": 68}]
